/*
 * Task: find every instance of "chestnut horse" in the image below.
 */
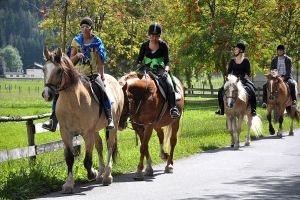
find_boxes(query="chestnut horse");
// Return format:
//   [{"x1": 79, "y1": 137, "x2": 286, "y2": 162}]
[
  {"x1": 224, "y1": 75, "x2": 262, "y2": 149},
  {"x1": 265, "y1": 70, "x2": 299, "y2": 137},
  {"x1": 42, "y1": 48, "x2": 124, "y2": 193},
  {"x1": 119, "y1": 72, "x2": 184, "y2": 180}
]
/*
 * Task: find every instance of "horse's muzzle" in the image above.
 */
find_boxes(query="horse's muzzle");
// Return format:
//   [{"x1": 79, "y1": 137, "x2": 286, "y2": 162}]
[{"x1": 42, "y1": 87, "x2": 54, "y2": 101}]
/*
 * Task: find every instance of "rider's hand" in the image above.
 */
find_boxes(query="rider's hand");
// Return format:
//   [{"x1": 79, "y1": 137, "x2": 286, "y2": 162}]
[
  {"x1": 76, "y1": 53, "x2": 84, "y2": 59},
  {"x1": 101, "y1": 74, "x2": 105, "y2": 81}
]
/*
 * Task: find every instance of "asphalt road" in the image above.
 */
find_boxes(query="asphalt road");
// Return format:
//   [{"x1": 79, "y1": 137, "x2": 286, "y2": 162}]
[{"x1": 38, "y1": 130, "x2": 300, "y2": 200}]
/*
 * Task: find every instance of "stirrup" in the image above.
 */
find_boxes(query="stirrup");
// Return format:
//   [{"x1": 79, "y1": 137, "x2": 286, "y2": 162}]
[
  {"x1": 215, "y1": 109, "x2": 224, "y2": 115},
  {"x1": 106, "y1": 119, "x2": 115, "y2": 129},
  {"x1": 170, "y1": 107, "x2": 180, "y2": 119},
  {"x1": 261, "y1": 102, "x2": 267, "y2": 108},
  {"x1": 292, "y1": 100, "x2": 297, "y2": 107}
]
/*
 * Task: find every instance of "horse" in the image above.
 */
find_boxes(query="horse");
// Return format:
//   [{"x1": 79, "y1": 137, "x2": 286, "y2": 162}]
[
  {"x1": 119, "y1": 71, "x2": 184, "y2": 180},
  {"x1": 223, "y1": 75, "x2": 262, "y2": 149},
  {"x1": 42, "y1": 47, "x2": 124, "y2": 193},
  {"x1": 265, "y1": 70, "x2": 299, "y2": 137}
]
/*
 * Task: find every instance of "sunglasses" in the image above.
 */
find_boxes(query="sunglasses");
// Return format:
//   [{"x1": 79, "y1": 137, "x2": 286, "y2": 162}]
[{"x1": 80, "y1": 25, "x2": 91, "y2": 29}]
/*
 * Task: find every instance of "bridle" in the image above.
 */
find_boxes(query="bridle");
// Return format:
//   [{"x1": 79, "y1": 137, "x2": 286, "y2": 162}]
[{"x1": 267, "y1": 78, "x2": 279, "y2": 100}]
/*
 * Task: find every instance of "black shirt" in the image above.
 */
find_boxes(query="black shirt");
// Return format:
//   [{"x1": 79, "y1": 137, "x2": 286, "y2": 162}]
[
  {"x1": 137, "y1": 40, "x2": 170, "y2": 66},
  {"x1": 227, "y1": 57, "x2": 251, "y2": 79}
]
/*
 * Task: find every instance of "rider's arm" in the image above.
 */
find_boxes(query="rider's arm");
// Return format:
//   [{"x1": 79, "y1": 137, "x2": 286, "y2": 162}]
[
  {"x1": 162, "y1": 41, "x2": 170, "y2": 72},
  {"x1": 70, "y1": 40, "x2": 84, "y2": 65},
  {"x1": 97, "y1": 54, "x2": 105, "y2": 80},
  {"x1": 226, "y1": 59, "x2": 234, "y2": 76},
  {"x1": 136, "y1": 42, "x2": 146, "y2": 65},
  {"x1": 285, "y1": 56, "x2": 292, "y2": 78},
  {"x1": 245, "y1": 58, "x2": 251, "y2": 77}
]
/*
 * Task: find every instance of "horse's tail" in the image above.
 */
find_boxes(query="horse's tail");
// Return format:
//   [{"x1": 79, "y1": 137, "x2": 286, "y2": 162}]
[
  {"x1": 291, "y1": 107, "x2": 300, "y2": 122},
  {"x1": 106, "y1": 130, "x2": 118, "y2": 163},
  {"x1": 251, "y1": 115, "x2": 263, "y2": 137}
]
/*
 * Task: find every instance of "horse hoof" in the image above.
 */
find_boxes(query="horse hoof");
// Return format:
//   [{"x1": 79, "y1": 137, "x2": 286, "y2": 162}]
[
  {"x1": 289, "y1": 131, "x2": 294, "y2": 136},
  {"x1": 102, "y1": 176, "x2": 113, "y2": 186},
  {"x1": 62, "y1": 184, "x2": 74, "y2": 194},
  {"x1": 245, "y1": 141, "x2": 250, "y2": 146},
  {"x1": 234, "y1": 145, "x2": 240, "y2": 150},
  {"x1": 134, "y1": 172, "x2": 144, "y2": 181},
  {"x1": 269, "y1": 129, "x2": 275, "y2": 135},
  {"x1": 88, "y1": 168, "x2": 98, "y2": 180},
  {"x1": 145, "y1": 167, "x2": 154, "y2": 176},
  {"x1": 230, "y1": 144, "x2": 234, "y2": 148},
  {"x1": 277, "y1": 133, "x2": 283, "y2": 138},
  {"x1": 164, "y1": 165, "x2": 174, "y2": 173},
  {"x1": 96, "y1": 174, "x2": 104, "y2": 183}
]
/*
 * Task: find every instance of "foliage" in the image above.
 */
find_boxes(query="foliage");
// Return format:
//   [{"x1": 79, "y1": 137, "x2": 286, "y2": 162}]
[{"x1": 0, "y1": 45, "x2": 23, "y2": 72}]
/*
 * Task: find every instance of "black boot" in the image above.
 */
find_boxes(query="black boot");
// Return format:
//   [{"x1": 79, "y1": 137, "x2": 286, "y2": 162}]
[
  {"x1": 215, "y1": 108, "x2": 224, "y2": 115},
  {"x1": 216, "y1": 86, "x2": 224, "y2": 115},
  {"x1": 104, "y1": 108, "x2": 114, "y2": 129},
  {"x1": 42, "y1": 111, "x2": 58, "y2": 132}
]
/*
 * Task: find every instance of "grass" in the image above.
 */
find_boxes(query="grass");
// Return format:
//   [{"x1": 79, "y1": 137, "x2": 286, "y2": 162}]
[{"x1": 0, "y1": 79, "x2": 298, "y2": 199}]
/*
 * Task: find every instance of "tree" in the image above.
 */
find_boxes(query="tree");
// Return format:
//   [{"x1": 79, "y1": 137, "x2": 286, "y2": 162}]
[{"x1": 0, "y1": 45, "x2": 23, "y2": 72}]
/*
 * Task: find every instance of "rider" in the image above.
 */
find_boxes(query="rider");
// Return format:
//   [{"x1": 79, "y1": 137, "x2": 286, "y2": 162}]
[
  {"x1": 136, "y1": 23, "x2": 180, "y2": 119},
  {"x1": 43, "y1": 17, "x2": 114, "y2": 131},
  {"x1": 262, "y1": 44, "x2": 296, "y2": 107},
  {"x1": 215, "y1": 42, "x2": 257, "y2": 116}
]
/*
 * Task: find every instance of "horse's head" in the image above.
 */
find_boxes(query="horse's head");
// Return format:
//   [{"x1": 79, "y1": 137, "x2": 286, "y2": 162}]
[
  {"x1": 42, "y1": 47, "x2": 79, "y2": 101},
  {"x1": 224, "y1": 75, "x2": 244, "y2": 108},
  {"x1": 118, "y1": 75, "x2": 130, "y2": 130},
  {"x1": 265, "y1": 70, "x2": 282, "y2": 101}
]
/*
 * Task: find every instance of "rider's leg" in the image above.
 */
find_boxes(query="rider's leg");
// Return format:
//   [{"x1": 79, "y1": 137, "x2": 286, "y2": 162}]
[
  {"x1": 287, "y1": 78, "x2": 297, "y2": 106},
  {"x1": 245, "y1": 83, "x2": 257, "y2": 116},
  {"x1": 92, "y1": 75, "x2": 114, "y2": 129},
  {"x1": 215, "y1": 86, "x2": 224, "y2": 115},
  {"x1": 42, "y1": 94, "x2": 59, "y2": 132},
  {"x1": 262, "y1": 83, "x2": 267, "y2": 108},
  {"x1": 162, "y1": 72, "x2": 180, "y2": 119}
]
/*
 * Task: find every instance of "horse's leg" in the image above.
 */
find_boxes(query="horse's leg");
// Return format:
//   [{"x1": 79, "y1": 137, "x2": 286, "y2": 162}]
[
  {"x1": 102, "y1": 129, "x2": 117, "y2": 185},
  {"x1": 277, "y1": 112, "x2": 284, "y2": 138},
  {"x1": 289, "y1": 118, "x2": 294, "y2": 136},
  {"x1": 94, "y1": 132, "x2": 105, "y2": 183},
  {"x1": 165, "y1": 121, "x2": 179, "y2": 173},
  {"x1": 227, "y1": 116, "x2": 234, "y2": 147},
  {"x1": 155, "y1": 127, "x2": 168, "y2": 161},
  {"x1": 83, "y1": 132, "x2": 98, "y2": 181},
  {"x1": 232, "y1": 117, "x2": 239, "y2": 150},
  {"x1": 144, "y1": 147, "x2": 153, "y2": 176},
  {"x1": 245, "y1": 115, "x2": 252, "y2": 146},
  {"x1": 267, "y1": 106, "x2": 275, "y2": 135},
  {"x1": 61, "y1": 133, "x2": 75, "y2": 193},
  {"x1": 135, "y1": 125, "x2": 153, "y2": 181}
]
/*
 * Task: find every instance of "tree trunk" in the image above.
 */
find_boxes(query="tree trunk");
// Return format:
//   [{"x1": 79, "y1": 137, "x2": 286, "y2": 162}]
[
  {"x1": 207, "y1": 73, "x2": 214, "y2": 95},
  {"x1": 62, "y1": 0, "x2": 68, "y2": 53}
]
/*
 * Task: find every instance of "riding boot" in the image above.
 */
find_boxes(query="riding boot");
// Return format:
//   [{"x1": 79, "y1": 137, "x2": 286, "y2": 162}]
[
  {"x1": 42, "y1": 111, "x2": 58, "y2": 132},
  {"x1": 169, "y1": 92, "x2": 180, "y2": 119},
  {"x1": 262, "y1": 83, "x2": 267, "y2": 108},
  {"x1": 104, "y1": 108, "x2": 114, "y2": 129},
  {"x1": 288, "y1": 80, "x2": 297, "y2": 107},
  {"x1": 250, "y1": 93, "x2": 257, "y2": 116}
]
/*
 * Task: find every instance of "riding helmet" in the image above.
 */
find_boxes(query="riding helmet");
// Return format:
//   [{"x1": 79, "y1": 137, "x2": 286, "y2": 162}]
[
  {"x1": 148, "y1": 23, "x2": 162, "y2": 35},
  {"x1": 80, "y1": 17, "x2": 93, "y2": 29},
  {"x1": 235, "y1": 42, "x2": 246, "y2": 53}
]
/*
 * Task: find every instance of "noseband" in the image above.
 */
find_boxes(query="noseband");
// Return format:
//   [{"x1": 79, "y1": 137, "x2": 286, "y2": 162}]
[{"x1": 268, "y1": 79, "x2": 279, "y2": 99}]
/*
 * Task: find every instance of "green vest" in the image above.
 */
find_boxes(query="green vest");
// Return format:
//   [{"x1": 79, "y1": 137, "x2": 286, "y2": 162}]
[{"x1": 143, "y1": 56, "x2": 165, "y2": 72}]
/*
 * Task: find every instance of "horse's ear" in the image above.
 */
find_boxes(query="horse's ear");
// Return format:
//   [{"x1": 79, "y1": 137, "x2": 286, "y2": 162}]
[
  {"x1": 236, "y1": 77, "x2": 240, "y2": 83},
  {"x1": 265, "y1": 74, "x2": 271, "y2": 79},
  {"x1": 225, "y1": 76, "x2": 228, "y2": 81},
  {"x1": 54, "y1": 48, "x2": 62, "y2": 63},
  {"x1": 43, "y1": 46, "x2": 50, "y2": 61}
]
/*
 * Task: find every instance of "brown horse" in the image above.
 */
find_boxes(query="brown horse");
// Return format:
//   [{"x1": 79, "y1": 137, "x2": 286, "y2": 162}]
[
  {"x1": 224, "y1": 75, "x2": 262, "y2": 149},
  {"x1": 119, "y1": 72, "x2": 184, "y2": 180},
  {"x1": 265, "y1": 70, "x2": 299, "y2": 137},
  {"x1": 42, "y1": 48, "x2": 124, "y2": 193}
]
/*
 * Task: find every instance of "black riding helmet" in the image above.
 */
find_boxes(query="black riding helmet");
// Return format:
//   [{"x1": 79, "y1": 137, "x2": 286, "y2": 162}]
[
  {"x1": 80, "y1": 17, "x2": 93, "y2": 29},
  {"x1": 148, "y1": 23, "x2": 162, "y2": 36},
  {"x1": 235, "y1": 42, "x2": 246, "y2": 53}
]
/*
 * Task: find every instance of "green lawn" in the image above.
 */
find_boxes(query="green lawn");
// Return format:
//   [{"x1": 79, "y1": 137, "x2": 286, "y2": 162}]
[{"x1": 0, "y1": 79, "x2": 298, "y2": 199}]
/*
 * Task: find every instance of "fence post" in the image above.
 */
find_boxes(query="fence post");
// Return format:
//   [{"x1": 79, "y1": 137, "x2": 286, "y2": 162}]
[{"x1": 26, "y1": 120, "x2": 36, "y2": 163}]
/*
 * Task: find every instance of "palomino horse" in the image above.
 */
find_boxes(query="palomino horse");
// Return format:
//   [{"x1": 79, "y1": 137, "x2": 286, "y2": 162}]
[
  {"x1": 119, "y1": 72, "x2": 184, "y2": 180},
  {"x1": 224, "y1": 75, "x2": 262, "y2": 149},
  {"x1": 265, "y1": 70, "x2": 299, "y2": 137},
  {"x1": 42, "y1": 48, "x2": 124, "y2": 193}
]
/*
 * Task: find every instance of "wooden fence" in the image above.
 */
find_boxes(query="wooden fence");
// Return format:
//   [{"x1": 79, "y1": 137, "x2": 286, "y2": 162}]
[
  {"x1": 0, "y1": 114, "x2": 81, "y2": 163},
  {"x1": 184, "y1": 87, "x2": 264, "y2": 103}
]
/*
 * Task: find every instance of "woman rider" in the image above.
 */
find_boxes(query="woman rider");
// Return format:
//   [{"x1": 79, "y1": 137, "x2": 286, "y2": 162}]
[
  {"x1": 215, "y1": 42, "x2": 257, "y2": 116},
  {"x1": 136, "y1": 23, "x2": 180, "y2": 119},
  {"x1": 43, "y1": 17, "x2": 114, "y2": 131}
]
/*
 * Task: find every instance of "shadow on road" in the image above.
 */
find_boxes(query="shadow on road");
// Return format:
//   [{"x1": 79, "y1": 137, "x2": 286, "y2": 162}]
[{"x1": 177, "y1": 175, "x2": 300, "y2": 200}]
